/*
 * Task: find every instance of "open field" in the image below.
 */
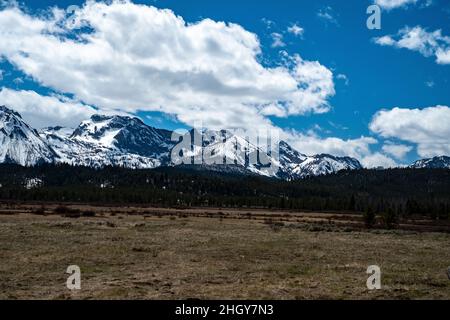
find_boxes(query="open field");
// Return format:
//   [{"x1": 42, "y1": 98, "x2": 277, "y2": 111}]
[{"x1": 0, "y1": 204, "x2": 449, "y2": 300}]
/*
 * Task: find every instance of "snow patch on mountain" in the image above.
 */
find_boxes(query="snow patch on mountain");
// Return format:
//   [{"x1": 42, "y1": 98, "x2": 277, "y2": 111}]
[
  {"x1": 0, "y1": 106, "x2": 56, "y2": 166},
  {"x1": 277, "y1": 141, "x2": 362, "y2": 179},
  {"x1": 291, "y1": 154, "x2": 363, "y2": 178},
  {"x1": 1, "y1": 106, "x2": 365, "y2": 178},
  {"x1": 40, "y1": 115, "x2": 174, "y2": 169},
  {"x1": 410, "y1": 156, "x2": 450, "y2": 169}
]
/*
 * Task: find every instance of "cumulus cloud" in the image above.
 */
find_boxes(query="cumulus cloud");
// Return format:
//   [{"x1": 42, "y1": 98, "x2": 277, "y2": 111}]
[
  {"x1": 0, "y1": 88, "x2": 99, "y2": 128},
  {"x1": 286, "y1": 130, "x2": 400, "y2": 168},
  {"x1": 0, "y1": 1, "x2": 336, "y2": 133},
  {"x1": 374, "y1": 0, "x2": 433, "y2": 10},
  {"x1": 287, "y1": 131, "x2": 375, "y2": 158},
  {"x1": 374, "y1": 36, "x2": 395, "y2": 46},
  {"x1": 361, "y1": 152, "x2": 398, "y2": 168},
  {"x1": 270, "y1": 32, "x2": 286, "y2": 48},
  {"x1": 374, "y1": 0, "x2": 418, "y2": 10},
  {"x1": 382, "y1": 142, "x2": 413, "y2": 160},
  {"x1": 436, "y1": 48, "x2": 450, "y2": 64},
  {"x1": 287, "y1": 24, "x2": 304, "y2": 37},
  {"x1": 374, "y1": 26, "x2": 450, "y2": 64},
  {"x1": 370, "y1": 106, "x2": 450, "y2": 158}
]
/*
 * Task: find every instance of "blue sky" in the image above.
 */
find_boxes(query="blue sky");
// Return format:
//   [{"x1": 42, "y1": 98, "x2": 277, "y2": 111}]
[{"x1": 0, "y1": 0, "x2": 449, "y2": 167}]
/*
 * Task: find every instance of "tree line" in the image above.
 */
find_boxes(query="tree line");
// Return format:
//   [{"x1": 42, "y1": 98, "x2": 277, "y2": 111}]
[{"x1": 0, "y1": 164, "x2": 449, "y2": 220}]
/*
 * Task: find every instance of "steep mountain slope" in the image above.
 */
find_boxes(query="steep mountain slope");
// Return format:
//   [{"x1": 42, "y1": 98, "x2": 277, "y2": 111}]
[
  {"x1": 173, "y1": 129, "x2": 282, "y2": 177},
  {"x1": 1, "y1": 106, "x2": 364, "y2": 178},
  {"x1": 40, "y1": 115, "x2": 175, "y2": 169},
  {"x1": 291, "y1": 154, "x2": 363, "y2": 178},
  {"x1": 277, "y1": 141, "x2": 362, "y2": 179},
  {"x1": 71, "y1": 115, "x2": 174, "y2": 156},
  {"x1": 0, "y1": 106, "x2": 57, "y2": 166},
  {"x1": 410, "y1": 156, "x2": 450, "y2": 169}
]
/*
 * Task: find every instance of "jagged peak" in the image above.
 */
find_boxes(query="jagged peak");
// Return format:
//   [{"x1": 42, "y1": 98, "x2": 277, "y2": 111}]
[
  {"x1": 72, "y1": 114, "x2": 152, "y2": 137},
  {"x1": 0, "y1": 106, "x2": 57, "y2": 166},
  {"x1": 428, "y1": 155, "x2": 449, "y2": 161},
  {"x1": 410, "y1": 155, "x2": 450, "y2": 169},
  {"x1": 0, "y1": 105, "x2": 22, "y2": 119},
  {"x1": 0, "y1": 106, "x2": 364, "y2": 177},
  {"x1": 88, "y1": 113, "x2": 144, "y2": 125}
]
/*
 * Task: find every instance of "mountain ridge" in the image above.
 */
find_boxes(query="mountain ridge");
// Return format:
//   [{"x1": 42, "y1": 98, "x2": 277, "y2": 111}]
[
  {"x1": 2, "y1": 105, "x2": 447, "y2": 178},
  {"x1": 410, "y1": 156, "x2": 450, "y2": 169},
  {"x1": 0, "y1": 106, "x2": 57, "y2": 166}
]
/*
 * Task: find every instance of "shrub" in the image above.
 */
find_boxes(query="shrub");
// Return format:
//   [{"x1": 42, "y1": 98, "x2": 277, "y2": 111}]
[
  {"x1": 82, "y1": 210, "x2": 96, "y2": 217},
  {"x1": 382, "y1": 208, "x2": 399, "y2": 229},
  {"x1": 32, "y1": 206, "x2": 46, "y2": 216},
  {"x1": 54, "y1": 205, "x2": 81, "y2": 218},
  {"x1": 363, "y1": 207, "x2": 376, "y2": 228}
]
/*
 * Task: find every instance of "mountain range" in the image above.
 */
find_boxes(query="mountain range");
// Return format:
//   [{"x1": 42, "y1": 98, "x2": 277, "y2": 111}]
[
  {"x1": 0, "y1": 105, "x2": 448, "y2": 179},
  {"x1": 409, "y1": 156, "x2": 450, "y2": 169}
]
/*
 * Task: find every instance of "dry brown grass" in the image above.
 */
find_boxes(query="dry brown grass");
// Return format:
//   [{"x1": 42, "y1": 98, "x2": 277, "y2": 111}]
[{"x1": 0, "y1": 205, "x2": 449, "y2": 300}]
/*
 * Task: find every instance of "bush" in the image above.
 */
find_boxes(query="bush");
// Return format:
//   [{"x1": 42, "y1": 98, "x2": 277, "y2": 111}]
[
  {"x1": 363, "y1": 207, "x2": 376, "y2": 228},
  {"x1": 82, "y1": 210, "x2": 96, "y2": 217},
  {"x1": 382, "y1": 208, "x2": 399, "y2": 229},
  {"x1": 32, "y1": 206, "x2": 46, "y2": 216},
  {"x1": 54, "y1": 205, "x2": 81, "y2": 218}
]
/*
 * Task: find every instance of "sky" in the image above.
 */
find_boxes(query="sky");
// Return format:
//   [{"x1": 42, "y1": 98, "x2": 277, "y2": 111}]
[{"x1": 0, "y1": 0, "x2": 449, "y2": 167}]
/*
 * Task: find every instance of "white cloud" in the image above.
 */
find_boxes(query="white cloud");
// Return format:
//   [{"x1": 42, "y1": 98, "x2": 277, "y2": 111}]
[
  {"x1": 374, "y1": 0, "x2": 432, "y2": 10},
  {"x1": 286, "y1": 130, "x2": 399, "y2": 168},
  {"x1": 287, "y1": 24, "x2": 304, "y2": 37},
  {"x1": 288, "y1": 131, "x2": 374, "y2": 157},
  {"x1": 0, "y1": 1, "x2": 335, "y2": 133},
  {"x1": 436, "y1": 48, "x2": 450, "y2": 64},
  {"x1": 317, "y1": 6, "x2": 338, "y2": 26},
  {"x1": 382, "y1": 142, "x2": 413, "y2": 160},
  {"x1": 0, "y1": 88, "x2": 99, "y2": 128},
  {"x1": 336, "y1": 74, "x2": 349, "y2": 86},
  {"x1": 394, "y1": 27, "x2": 440, "y2": 56},
  {"x1": 374, "y1": 26, "x2": 450, "y2": 64},
  {"x1": 259, "y1": 103, "x2": 287, "y2": 117},
  {"x1": 374, "y1": 35, "x2": 395, "y2": 46},
  {"x1": 374, "y1": 0, "x2": 417, "y2": 10},
  {"x1": 361, "y1": 152, "x2": 398, "y2": 168},
  {"x1": 270, "y1": 32, "x2": 286, "y2": 48},
  {"x1": 370, "y1": 106, "x2": 450, "y2": 158}
]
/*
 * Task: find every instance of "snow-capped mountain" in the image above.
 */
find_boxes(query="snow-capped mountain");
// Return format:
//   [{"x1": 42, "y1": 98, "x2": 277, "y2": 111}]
[
  {"x1": 410, "y1": 156, "x2": 450, "y2": 169},
  {"x1": 0, "y1": 106, "x2": 57, "y2": 166},
  {"x1": 290, "y1": 154, "x2": 363, "y2": 179},
  {"x1": 71, "y1": 115, "x2": 174, "y2": 156},
  {"x1": 40, "y1": 115, "x2": 175, "y2": 169},
  {"x1": 277, "y1": 141, "x2": 362, "y2": 179},
  {"x1": 173, "y1": 129, "x2": 282, "y2": 178},
  {"x1": 0, "y1": 106, "x2": 364, "y2": 178}
]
